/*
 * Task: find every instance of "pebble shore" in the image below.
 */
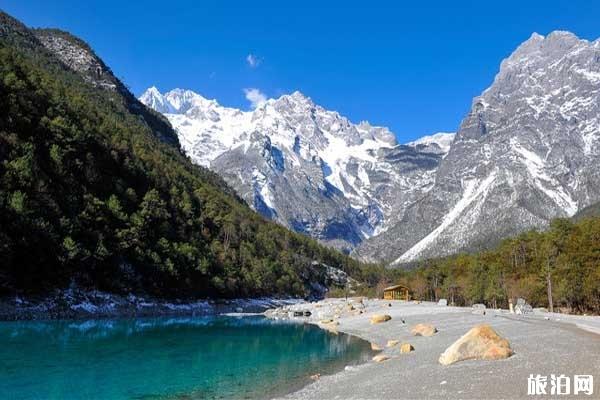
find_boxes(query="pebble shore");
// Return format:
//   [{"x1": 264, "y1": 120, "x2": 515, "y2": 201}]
[{"x1": 266, "y1": 298, "x2": 600, "y2": 399}]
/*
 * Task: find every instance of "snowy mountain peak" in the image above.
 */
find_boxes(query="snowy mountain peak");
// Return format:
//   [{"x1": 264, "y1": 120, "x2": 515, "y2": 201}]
[
  {"x1": 269, "y1": 91, "x2": 315, "y2": 112},
  {"x1": 546, "y1": 30, "x2": 581, "y2": 41},
  {"x1": 140, "y1": 86, "x2": 449, "y2": 252},
  {"x1": 528, "y1": 32, "x2": 545, "y2": 41},
  {"x1": 164, "y1": 88, "x2": 219, "y2": 114},
  {"x1": 500, "y1": 30, "x2": 588, "y2": 73},
  {"x1": 288, "y1": 90, "x2": 311, "y2": 101},
  {"x1": 139, "y1": 86, "x2": 174, "y2": 114},
  {"x1": 407, "y1": 132, "x2": 455, "y2": 154},
  {"x1": 146, "y1": 85, "x2": 161, "y2": 96},
  {"x1": 139, "y1": 87, "x2": 223, "y2": 116}
]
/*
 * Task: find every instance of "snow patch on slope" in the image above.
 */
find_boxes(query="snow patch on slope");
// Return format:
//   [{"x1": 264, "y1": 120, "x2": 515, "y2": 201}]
[
  {"x1": 393, "y1": 170, "x2": 498, "y2": 264},
  {"x1": 510, "y1": 139, "x2": 578, "y2": 215},
  {"x1": 407, "y1": 132, "x2": 455, "y2": 154}
]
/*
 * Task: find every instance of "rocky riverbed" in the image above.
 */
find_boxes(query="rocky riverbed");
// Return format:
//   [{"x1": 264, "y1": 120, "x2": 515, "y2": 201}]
[{"x1": 266, "y1": 298, "x2": 600, "y2": 399}]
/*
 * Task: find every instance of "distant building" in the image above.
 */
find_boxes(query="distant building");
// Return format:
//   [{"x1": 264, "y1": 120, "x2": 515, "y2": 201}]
[{"x1": 383, "y1": 285, "x2": 410, "y2": 301}]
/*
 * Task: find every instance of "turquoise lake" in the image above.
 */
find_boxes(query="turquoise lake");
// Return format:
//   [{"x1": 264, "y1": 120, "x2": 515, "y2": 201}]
[{"x1": 0, "y1": 315, "x2": 373, "y2": 399}]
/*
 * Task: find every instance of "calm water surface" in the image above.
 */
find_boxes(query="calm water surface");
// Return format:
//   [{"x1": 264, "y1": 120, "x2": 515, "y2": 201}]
[{"x1": 0, "y1": 315, "x2": 373, "y2": 399}]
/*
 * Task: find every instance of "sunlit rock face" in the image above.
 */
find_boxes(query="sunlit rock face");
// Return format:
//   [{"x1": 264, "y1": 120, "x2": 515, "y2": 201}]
[{"x1": 378, "y1": 31, "x2": 600, "y2": 264}]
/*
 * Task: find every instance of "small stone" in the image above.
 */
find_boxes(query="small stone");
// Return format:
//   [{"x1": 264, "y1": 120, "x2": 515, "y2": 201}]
[
  {"x1": 437, "y1": 299, "x2": 448, "y2": 306},
  {"x1": 411, "y1": 323, "x2": 438, "y2": 336},
  {"x1": 400, "y1": 343, "x2": 414, "y2": 353},
  {"x1": 472, "y1": 304, "x2": 487, "y2": 315},
  {"x1": 371, "y1": 342, "x2": 383, "y2": 351},
  {"x1": 386, "y1": 340, "x2": 400, "y2": 347},
  {"x1": 310, "y1": 373, "x2": 321, "y2": 380},
  {"x1": 370, "y1": 314, "x2": 392, "y2": 324},
  {"x1": 372, "y1": 354, "x2": 390, "y2": 362},
  {"x1": 323, "y1": 324, "x2": 339, "y2": 335}
]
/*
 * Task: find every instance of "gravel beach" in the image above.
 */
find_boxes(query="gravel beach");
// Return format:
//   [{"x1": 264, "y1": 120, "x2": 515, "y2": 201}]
[{"x1": 271, "y1": 299, "x2": 600, "y2": 399}]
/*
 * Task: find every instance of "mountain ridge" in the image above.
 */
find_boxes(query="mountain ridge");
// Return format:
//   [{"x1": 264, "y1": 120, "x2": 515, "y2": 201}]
[{"x1": 140, "y1": 86, "x2": 453, "y2": 253}]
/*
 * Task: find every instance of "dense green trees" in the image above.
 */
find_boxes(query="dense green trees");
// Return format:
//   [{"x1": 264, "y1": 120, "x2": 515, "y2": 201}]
[
  {"x1": 396, "y1": 217, "x2": 600, "y2": 314},
  {"x1": 0, "y1": 20, "x2": 372, "y2": 299}
]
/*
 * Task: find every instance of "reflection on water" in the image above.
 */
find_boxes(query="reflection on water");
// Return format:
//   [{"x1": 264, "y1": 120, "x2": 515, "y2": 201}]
[{"x1": 0, "y1": 316, "x2": 373, "y2": 399}]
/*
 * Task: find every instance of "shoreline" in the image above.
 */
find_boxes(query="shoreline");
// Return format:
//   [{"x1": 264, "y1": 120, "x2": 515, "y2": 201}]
[
  {"x1": 0, "y1": 288, "x2": 303, "y2": 321},
  {"x1": 268, "y1": 298, "x2": 600, "y2": 399},
  {"x1": 3, "y1": 293, "x2": 599, "y2": 399}
]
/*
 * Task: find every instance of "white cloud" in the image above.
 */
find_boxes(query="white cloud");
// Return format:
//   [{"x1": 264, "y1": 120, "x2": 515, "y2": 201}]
[
  {"x1": 246, "y1": 53, "x2": 261, "y2": 68},
  {"x1": 243, "y1": 88, "x2": 267, "y2": 109}
]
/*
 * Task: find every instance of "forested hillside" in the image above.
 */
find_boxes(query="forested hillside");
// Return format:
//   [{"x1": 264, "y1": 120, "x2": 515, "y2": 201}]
[
  {"x1": 0, "y1": 11, "x2": 370, "y2": 299},
  {"x1": 396, "y1": 217, "x2": 600, "y2": 314}
]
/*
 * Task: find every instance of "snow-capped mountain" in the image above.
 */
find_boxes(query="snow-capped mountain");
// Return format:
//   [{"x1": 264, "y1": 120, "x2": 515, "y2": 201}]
[
  {"x1": 141, "y1": 30, "x2": 600, "y2": 264},
  {"x1": 140, "y1": 88, "x2": 449, "y2": 252},
  {"x1": 357, "y1": 30, "x2": 600, "y2": 264}
]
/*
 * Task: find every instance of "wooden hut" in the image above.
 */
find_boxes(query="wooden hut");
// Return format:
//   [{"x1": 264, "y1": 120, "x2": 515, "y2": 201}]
[{"x1": 382, "y1": 285, "x2": 410, "y2": 301}]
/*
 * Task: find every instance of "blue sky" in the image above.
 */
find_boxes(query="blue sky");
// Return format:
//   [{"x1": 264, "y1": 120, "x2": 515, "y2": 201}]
[{"x1": 3, "y1": 1, "x2": 600, "y2": 142}]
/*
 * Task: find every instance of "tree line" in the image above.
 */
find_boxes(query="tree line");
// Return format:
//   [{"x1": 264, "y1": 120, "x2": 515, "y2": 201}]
[{"x1": 386, "y1": 217, "x2": 600, "y2": 314}]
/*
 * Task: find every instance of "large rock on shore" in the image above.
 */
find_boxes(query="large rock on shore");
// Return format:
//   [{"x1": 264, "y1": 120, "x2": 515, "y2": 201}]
[
  {"x1": 439, "y1": 324, "x2": 513, "y2": 365},
  {"x1": 411, "y1": 323, "x2": 437, "y2": 336},
  {"x1": 515, "y1": 298, "x2": 533, "y2": 315},
  {"x1": 400, "y1": 343, "x2": 414, "y2": 353},
  {"x1": 370, "y1": 314, "x2": 392, "y2": 324}
]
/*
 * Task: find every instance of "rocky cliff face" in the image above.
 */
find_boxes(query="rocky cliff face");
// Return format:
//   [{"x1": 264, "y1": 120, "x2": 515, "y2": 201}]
[
  {"x1": 140, "y1": 88, "x2": 449, "y2": 252},
  {"x1": 33, "y1": 29, "x2": 179, "y2": 147},
  {"x1": 377, "y1": 31, "x2": 600, "y2": 263},
  {"x1": 35, "y1": 30, "x2": 118, "y2": 91}
]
